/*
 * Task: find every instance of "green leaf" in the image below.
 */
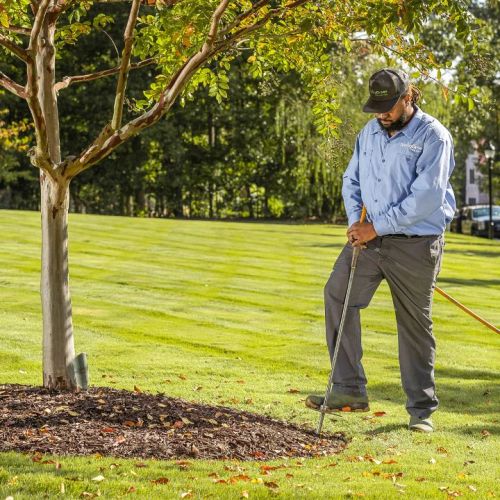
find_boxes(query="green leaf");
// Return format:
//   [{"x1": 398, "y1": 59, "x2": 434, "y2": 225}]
[{"x1": 0, "y1": 11, "x2": 9, "y2": 28}]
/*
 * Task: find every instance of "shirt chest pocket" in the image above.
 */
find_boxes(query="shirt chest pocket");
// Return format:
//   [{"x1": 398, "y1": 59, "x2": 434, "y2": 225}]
[
  {"x1": 397, "y1": 150, "x2": 421, "y2": 172},
  {"x1": 360, "y1": 147, "x2": 373, "y2": 171}
]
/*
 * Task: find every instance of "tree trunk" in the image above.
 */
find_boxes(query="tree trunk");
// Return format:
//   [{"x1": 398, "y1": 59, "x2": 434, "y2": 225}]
[
  {"x1": 40, "y1": 174, "x2": 75, "y2": 389},
  {"x1": 35, "y1": 16, "x2": 76, "y2": 389}
]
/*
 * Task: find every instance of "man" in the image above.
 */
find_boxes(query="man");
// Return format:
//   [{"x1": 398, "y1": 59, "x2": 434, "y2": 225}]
[{"x1": 306, "y1": 68, "x2": 456, "y2": 433}]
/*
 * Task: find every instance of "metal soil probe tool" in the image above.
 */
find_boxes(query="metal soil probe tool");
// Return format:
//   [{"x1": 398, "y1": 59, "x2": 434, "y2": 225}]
[{"x1": 317, "y1": 207, "x2": 367, "y2": 436}]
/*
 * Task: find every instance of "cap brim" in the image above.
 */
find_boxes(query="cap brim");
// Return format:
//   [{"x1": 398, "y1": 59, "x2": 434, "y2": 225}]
[{"x1": 362, "y1": 95, "x2": 400, "y2": 114}]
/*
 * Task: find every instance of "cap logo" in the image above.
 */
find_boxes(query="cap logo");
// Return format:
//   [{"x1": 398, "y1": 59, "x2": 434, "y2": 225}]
[{"x1": 372, "y1": 89, "x2": 389, "y2": 96}]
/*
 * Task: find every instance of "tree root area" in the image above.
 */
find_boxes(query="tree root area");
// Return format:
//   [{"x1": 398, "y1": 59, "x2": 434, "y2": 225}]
[{"x1": 0, "y1": 385, "x2": 347, "y2": 461}]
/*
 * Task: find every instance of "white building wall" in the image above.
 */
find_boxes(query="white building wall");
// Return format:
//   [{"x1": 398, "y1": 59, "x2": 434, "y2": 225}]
[{"x1": 465, "y1": 152, "x2": 489, "y2": 205}]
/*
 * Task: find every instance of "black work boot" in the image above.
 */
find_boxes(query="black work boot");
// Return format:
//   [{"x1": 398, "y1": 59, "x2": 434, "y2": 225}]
[{"x1": 305, "y1": 391, "x2": 369, "y2": 412}]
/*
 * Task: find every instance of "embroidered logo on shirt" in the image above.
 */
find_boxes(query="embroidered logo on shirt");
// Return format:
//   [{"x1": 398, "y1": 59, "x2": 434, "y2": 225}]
[{"x1": 400, "y1": 143, "x2": 423, "y2": 153}]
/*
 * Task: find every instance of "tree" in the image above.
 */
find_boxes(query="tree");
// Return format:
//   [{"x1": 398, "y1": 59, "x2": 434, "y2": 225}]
[{"x1": 0, "y1": 0, "x2": 477, "y2": 390}]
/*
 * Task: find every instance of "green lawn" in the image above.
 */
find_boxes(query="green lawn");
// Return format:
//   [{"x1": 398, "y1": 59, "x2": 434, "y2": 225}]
[{"x1": 0, "y1": 209, "x2": 498, "y2": 499}]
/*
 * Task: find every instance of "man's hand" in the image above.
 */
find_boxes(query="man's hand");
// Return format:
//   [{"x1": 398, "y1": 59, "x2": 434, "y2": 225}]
[{"x1": 347, "y1": 222, "x2": 378, "y2": 247}]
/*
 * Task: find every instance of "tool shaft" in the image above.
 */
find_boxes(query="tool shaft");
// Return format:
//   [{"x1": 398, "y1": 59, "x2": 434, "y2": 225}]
[{"x1": 317, "y1": 207, "x2": 367, "y2": 436}]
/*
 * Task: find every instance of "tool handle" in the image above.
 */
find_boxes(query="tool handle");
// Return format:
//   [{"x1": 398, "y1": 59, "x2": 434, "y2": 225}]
[
  {"x1": 435, "y1": 286, "x2": 499, "y2": 335},
  {"x1": 350, "y1": 206, "x2": 368, "y2": 265},
  {"x1": 359, "y1": 206, "x2": 367, "y2": 224}
]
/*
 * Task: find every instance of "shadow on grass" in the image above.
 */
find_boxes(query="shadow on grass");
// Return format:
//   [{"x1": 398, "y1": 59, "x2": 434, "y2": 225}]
[
  {"x1": 444, "y1": 248, "x2": 500, "y2": 258},
  {"x1": 437, "y1": 277, "x2": 500, "y2": 288},
  {"x1": 304, "y1": 243, "x2": 344, "y2": 249},
  {"x1": 365, "y1": 379, "x2": 498, "y2": 416},
  {"x1": 364, "y1": 423, "x2": 406, "y2": 435},
  {"x1": 436, "y1": 366, "x2": 498, "y2": 381},
  {"x1": 447, "y1": 424, "x2": 499, "y2": 437}
]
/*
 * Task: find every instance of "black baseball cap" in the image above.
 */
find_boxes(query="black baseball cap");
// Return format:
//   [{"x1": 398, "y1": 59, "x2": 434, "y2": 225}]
[{"x1": 362, "y1": 68, "x2": 410, "y2": 113}]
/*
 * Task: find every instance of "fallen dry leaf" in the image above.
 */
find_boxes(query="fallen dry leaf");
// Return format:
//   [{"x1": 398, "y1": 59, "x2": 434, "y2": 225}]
[
  {"x1": 287, "y1": 388, "x2": 300, "y2": 393},
  {"x1": 229, "y1": 475, "x2": 251, "y2": 483},
  {"x1": 260, "y1": 465, "x2": 285, "y2": 474},
  {"x1": 151, "y1": 477, "x2": 170, "y2": 485},
  {"x1": 373, "y1": 411, "x2": 387, "y2": 417},
  {"x1": 133, "y1": 386, "x2": 142, "y2": 393},
  {"x1": 241, "y1": 491, "x2": 249, "y2": 499},
  {"x1": 180, "y1": 491, "x2": 192, "y2": 498},
  {"x1": 178, "y1": 374, "x2": 187, "y2": 380},
  {"x1": 92, "y1": 475, "x2": 105, "y2": 482},
  {"x1": 125, "y1": 486, "x2": 136, "y2": 494},
  {"x1": 264, "y1": 481, "x2": 279, "y2": 489},
  {"x1": 114, "y1": 436, "x2": 126, "y2": 445}
]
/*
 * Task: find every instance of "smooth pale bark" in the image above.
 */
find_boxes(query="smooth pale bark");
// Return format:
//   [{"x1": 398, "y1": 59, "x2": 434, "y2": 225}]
[
  {"x1": 40, "y1": 175, "x2": 75, "y2": 389},
  {"x1": 36, "y1": 16, "x2": 76, "y2": 389}
]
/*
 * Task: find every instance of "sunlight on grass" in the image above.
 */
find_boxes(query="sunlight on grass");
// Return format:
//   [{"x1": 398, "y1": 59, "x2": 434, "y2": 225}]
[{"x1": 0, "y1": 210, "x2": 499, "y2": 499}]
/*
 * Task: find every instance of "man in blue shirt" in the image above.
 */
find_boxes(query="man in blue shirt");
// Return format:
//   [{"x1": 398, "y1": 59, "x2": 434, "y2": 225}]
[{"x1": 306, "y1": 68, "x2": 456, "y2": 433}]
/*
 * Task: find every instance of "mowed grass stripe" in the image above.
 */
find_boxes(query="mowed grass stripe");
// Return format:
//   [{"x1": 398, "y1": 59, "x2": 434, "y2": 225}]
[{"x1": 1, "y1": 209, "x2": 499, "y2": 499}]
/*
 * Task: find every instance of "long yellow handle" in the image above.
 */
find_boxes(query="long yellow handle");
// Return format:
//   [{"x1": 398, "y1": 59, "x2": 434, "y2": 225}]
[
  {"x1": 359, "y1": 206, "x2": 367, "y2": 224},
  {"x1": 435, "y1": 286, "x2": 499, "y2": 335}
]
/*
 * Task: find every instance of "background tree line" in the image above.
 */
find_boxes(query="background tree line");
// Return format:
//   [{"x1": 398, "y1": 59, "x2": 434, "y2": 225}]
[{"x1": 0, "y1": 0, "x2": 497, "y2": 220}]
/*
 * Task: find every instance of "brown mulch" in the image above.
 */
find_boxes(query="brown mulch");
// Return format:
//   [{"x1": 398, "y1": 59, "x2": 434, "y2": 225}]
[{"x1": 0, "y1": 384, "x2": 347, "y2": 461}]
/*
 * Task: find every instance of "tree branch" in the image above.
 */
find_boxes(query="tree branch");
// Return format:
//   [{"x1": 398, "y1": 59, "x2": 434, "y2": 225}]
[
  {"x1": 0, "y1": 71, "x2": 28, "y2": 99},
  {"x1": 204, "y1": 0, "x2": 230, "y2": 48},
  {"x1": 29, "y1": 0, "x2": 51, "y2": 54},
  {"x1": 0, "y1": 34, "x2": 30, "y2": 62},
  {"x1": 66, "y1": 0, "x2": 230, "y2": 176},
  {"x1": 0, "y1": 26, "x2": 32, "y2": 36},
  {"x1": 220, "y1": 0, "x2": 270, "y2": 36},
  {"x1": 26, "y1": 0, "x2": 53, "y2": 174},
  {"x1": 54, "y1": 58, "x2": 155, "y2": 92},
  {"x1": 111, "y1": 0, "x2": 141, "y2": 130},
  {"x1": 50, "y1": 0, "x2": 78, "y2": 15}
]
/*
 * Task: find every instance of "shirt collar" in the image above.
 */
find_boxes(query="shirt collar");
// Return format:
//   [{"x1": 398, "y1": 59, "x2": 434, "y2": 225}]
[{"x1": 399, "y1": 106, "x2": 423, "y2": 139}]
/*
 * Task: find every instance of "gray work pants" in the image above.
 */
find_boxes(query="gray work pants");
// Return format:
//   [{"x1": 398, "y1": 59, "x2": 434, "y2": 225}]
[{"x1": 324, "y1": 235, "x2": 444, "y2": 418}]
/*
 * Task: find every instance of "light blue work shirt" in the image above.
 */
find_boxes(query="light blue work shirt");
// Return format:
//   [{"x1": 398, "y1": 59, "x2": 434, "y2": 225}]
[{"x1": 342, "y1": 106, "x2": 456, "y2": 236}]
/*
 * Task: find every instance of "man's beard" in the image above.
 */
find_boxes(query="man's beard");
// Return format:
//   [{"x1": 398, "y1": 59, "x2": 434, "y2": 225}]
[{"x1": 377, "y1": 110, "x2": 410, "y2": 132}]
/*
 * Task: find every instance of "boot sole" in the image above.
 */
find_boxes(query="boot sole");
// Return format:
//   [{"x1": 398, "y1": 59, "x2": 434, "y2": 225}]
[{"x1": 305, "y1": 399, "x2": 370, "y2": 413}]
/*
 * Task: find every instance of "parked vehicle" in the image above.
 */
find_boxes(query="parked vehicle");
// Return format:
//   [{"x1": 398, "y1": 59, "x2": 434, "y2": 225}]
[{"x1": 452, "y1": 205, "x2": 500, "y2": 238}]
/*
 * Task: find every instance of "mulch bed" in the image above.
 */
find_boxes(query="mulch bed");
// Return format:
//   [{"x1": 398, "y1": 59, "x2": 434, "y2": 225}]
[{"x1": 0, "y1": 385, "x2": 347, "y2": 461}]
